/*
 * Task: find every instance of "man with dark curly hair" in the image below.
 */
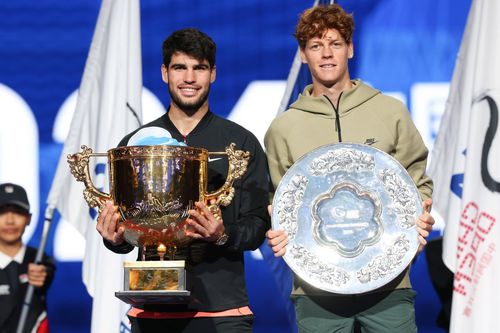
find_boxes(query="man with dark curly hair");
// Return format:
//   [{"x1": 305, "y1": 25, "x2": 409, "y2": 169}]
[
  {"x1": 265, "y1": 4, "x2": 435, "y2": 333},
  {"x1": 97, "y1": 28, "x2": 270, "y2": 333}
]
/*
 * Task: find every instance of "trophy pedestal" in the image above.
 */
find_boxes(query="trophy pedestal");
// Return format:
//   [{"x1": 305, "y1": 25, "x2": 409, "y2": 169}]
[{"x1": 115, "y1": 260, "x2": 191, "y2": 307}]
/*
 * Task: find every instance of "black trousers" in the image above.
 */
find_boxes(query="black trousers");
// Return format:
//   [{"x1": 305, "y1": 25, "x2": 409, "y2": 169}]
[{"x1": 129, "y1": 315, "x2": 253, "y2": 333}]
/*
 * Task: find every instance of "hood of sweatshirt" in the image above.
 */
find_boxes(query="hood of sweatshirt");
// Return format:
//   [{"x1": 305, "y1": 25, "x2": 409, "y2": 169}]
[{"x1": 289, "y1": 79, "x2": 381, "y2": 118}]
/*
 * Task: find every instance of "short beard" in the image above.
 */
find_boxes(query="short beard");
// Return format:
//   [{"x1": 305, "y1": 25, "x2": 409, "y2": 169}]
[{"x1": 168, "y1": 86, "x2": 210, "y2": 116}]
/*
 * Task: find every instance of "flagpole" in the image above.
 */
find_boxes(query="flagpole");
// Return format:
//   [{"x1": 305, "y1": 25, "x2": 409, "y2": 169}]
[
  {"x1": 44, "y1": 0, "x2": 144, "y2": 331},
  {"x1": 16, "y1": 205, "x2": 55, "y2": 333},
  {"x1": 277, "y1": 49, "x2": 305, "y2": 116}
]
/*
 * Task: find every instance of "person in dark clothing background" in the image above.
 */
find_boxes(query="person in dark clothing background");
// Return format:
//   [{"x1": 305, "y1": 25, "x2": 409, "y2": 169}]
[
  {"x1": 0, "y1": 183, "x2": 55, "y2": 333},
  {"x1": 96, "y1": 28, "x2": 270, "y2": 333}
]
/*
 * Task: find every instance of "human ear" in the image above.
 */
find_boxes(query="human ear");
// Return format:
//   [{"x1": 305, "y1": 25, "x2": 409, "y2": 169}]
[
  {"x1": 210, "y1": 65, "x2": 216, "y2": 83},
  {"x1": 299, "y1": 49, "x2": 308, "y2": 64},
  {"x1": 348, "y1": 42, "x2": 354, "y2": 59},
  {"x1": 161, "y1": 64, "x2": 168, "y2": 84}
]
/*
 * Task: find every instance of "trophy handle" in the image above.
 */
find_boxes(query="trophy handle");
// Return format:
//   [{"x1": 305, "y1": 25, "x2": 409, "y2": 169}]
[
  {"x1": 67, "y1": 145, "x2": 111, "y2": 211},
  {"x1": 204, "y1": 143, "x2": 250, "y2": 215}
]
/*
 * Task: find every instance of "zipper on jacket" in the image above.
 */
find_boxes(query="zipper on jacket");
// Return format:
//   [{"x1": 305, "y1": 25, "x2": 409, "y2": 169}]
[{"x1": 324, "y1": 92, "x2": 343, "y2": 143}]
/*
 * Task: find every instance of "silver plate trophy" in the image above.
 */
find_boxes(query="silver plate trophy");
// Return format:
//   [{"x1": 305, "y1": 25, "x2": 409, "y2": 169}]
[{"x1": 271, "y1": 143, "x2": 422, "y2": 294}]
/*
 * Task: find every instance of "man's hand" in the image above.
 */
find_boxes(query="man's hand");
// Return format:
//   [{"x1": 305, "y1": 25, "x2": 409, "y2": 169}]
[
  {"x1": 185, "y1": 201, "x2": 225, "y2": 242},
  {"x1": 96, "y1": 201, "x2": 124, "y2": 246},
  {"x1": 266, "y1": 229, "x2": 288, "y2": 257},
  {"x1": 417, "y1": 198, "x2": 435, "y2": 252},
  {"x1": 266, "y1": 204, "x2": 288, "y2": 257},
  {"x1": 27, "y1": 263, "x2": 47, "y2": 288}
]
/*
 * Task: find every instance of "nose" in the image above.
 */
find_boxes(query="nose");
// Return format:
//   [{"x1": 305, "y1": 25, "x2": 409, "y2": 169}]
[
  {"x1": 4, "y1": 211, "x2": 15, "y2": 223},
  {"x1": 183, "y1": 68, "x2": 196, "y2": 83},
  {"x1": 321, "y1": 45, "x2": 333, "y2": 58}
]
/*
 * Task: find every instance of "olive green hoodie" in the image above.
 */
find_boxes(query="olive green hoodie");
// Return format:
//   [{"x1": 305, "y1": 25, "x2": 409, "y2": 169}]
[{"x1": 265, "y1": 80, "x2": 433, "y2": 294}]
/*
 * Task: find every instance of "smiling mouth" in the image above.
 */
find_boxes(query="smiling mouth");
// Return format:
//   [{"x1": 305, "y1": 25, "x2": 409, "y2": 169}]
[
  {"x1": 320, "y1": 64, "x2": 336, "y2": 68},
  {"x1": 179, "y1": 87, "x2": 199, "y2": 96}
]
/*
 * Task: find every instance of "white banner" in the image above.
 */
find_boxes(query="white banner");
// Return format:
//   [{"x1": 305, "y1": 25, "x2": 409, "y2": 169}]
[
  {"x1": 428, "y1": 0, "x2": 500, "y2": 332},
  {"x1": 46, "y1": 0, "x2": 142, "y2": 332}
]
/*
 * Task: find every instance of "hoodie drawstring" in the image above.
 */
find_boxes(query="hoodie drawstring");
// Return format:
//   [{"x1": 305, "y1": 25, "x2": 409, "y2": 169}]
[{"x1": 324, "y1": 93, "x2": 343, "y2": 143}]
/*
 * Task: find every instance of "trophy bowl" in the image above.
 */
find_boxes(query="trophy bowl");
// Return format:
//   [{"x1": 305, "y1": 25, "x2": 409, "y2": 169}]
[
  {"x1": 68, "y1": 143, "x2": 249, "y2": 249},
  {"x1": 67, "y1": 143, "x2": 250, "y2": 306}
]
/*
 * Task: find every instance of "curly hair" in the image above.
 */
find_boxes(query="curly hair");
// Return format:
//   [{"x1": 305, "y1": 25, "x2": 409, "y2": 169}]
[
  {"x1": 295, "y1": 4, "x2": 354, "y2": 49},
  {"x1": 162, "y1": 28, "x2": 216, "y2": 68}
]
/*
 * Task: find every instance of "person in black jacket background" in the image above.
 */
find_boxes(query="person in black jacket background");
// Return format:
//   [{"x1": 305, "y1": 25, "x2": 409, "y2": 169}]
[
  {"x1": 96, "y1": 28, "x2": 270, "y2": 333},
  {"x1": 0, "y1": 183, "x2": 55, "y2": 333}
]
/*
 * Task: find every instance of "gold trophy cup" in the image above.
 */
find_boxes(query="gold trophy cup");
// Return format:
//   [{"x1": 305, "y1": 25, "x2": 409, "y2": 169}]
[{"x1": 67, "y1": 143, "x2": 250, "y2": 307}]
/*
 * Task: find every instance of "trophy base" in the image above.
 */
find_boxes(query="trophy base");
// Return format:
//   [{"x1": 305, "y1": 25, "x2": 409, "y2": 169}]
[
  {"x1": 119, "y1": 260, "x2": 191, "y2": 306},
  {"x1": 115, "y1": 290, "x2": 191, "y2": 308}
]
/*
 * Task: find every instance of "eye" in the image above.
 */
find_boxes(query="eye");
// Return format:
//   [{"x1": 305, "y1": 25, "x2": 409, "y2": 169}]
[
  {"x1": 310, "y1": 44, "x2": 320, "y2": 51},
  {"x1": 195, "y1": 66, "x2": 209, "y2": 71},
  {"x1": 171, "y1": 65, "x2": 186, "y2": 71}
]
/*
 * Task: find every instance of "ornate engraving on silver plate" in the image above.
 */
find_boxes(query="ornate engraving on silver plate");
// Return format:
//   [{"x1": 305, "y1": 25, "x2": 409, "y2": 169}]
[
  {"x1": 357, "y1": 234, "x2": 410, "y2": 284},
  {"x1": 290, "y1": 244, "x2": 350, "y2": 287},
  {"x1": 310, "y1": 148, "x2": 375, "y2": 175},
  {"x1": 275, "y1": 174, "x2": 308, "y2": 240},
  {"x1": 378, "y1": 169, "x2": 418, "y2": 229},
  {"x1": 271, "y1": 143, "x2": 422, "y2": 294}
]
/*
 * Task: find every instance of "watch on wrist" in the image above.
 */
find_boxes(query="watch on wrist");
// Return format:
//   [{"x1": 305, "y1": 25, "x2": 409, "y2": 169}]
[{"x1": 215, "y1": 232, "x2": 229, "y2": 246}]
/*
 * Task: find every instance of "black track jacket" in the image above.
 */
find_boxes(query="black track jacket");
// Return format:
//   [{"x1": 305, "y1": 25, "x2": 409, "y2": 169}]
[{"x1": 105, "y1": 111, "x2": 271, "y2": 312}]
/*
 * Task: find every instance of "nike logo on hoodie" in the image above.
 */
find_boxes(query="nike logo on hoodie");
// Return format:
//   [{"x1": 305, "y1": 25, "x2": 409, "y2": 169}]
[{"x1": 364, "y1": 138, "x2": 378, "y2": 145}]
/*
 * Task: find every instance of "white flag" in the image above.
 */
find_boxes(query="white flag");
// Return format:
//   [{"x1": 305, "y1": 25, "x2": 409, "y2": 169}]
[
  {"x1": 47, "y1": 0, "x2": 142, "y2": 332},
  {"x1": 428, "y1": 0, "x2": 500, "y2": 331}
]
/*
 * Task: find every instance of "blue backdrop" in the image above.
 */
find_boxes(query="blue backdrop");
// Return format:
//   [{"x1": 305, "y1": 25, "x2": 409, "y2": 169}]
[{"x1": 0, "y1": 0, "x2": 471, "y2": 332}]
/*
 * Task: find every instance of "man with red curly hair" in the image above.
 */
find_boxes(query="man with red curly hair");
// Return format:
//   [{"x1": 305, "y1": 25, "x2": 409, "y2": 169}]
[{"x1": 265, "y1": 4, "x2": 435, "y2": 333}]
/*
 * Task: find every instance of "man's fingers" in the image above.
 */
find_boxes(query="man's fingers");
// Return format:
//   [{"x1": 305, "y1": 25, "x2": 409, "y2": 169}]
[
  {"x1": 96, "y1": 202, "x2": 110, "y2": 232},
  {"x1": 271, "y1": 239, "x2": 287, "y2": 257},
  {"x1": 188, "y1": 202, "x2": 225, "y2": 240},
  {"x1": 266, "y1": 229, "x2": 288, "y2": 257},
  {"x1": 116, "y1": 225, "x2": 125, "y2": 237},
  {"x1": 273, "y1": 246, "x2": 286, "y2": 257},
  {"x1": 112, "y1": 225, "x2": 125, "y2": 244},
  {"x1": 184, "y1": 230, "x2": 203, "y2": 239},
  {"x1": 95, "y1": 201, "x2": 125, "y2": 245},
  {"x1": 188, "y1": 209, "x2": 210, "y2": 230},
  {"x1": 418, "y1": 234, "x2": 427, "y2": 247},
  {"x1": 195, "y1": 201, "x2": 212, "y2": 218},
  {"x1": 422, "y1": 198, "x2": 433, "y2": 213},
  {"x1": 267, "y1": 232, "x2": 288, "y2": 247},
  {"x1": 186, "y1": 218, "x2": 209, "y2": 237},
  {"x1": 417, "y1": 226, "x2": 430, "y2": 239},
  {"x1": 106, "y1": 212, "x2": 120, "y2": 235},
  {"x1": 266, "y1": 229, "x2": 284, "y2": 239}
]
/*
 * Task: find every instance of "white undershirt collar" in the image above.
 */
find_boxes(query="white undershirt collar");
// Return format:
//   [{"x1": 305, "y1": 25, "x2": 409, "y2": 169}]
[{"x1": 0, "y1": 245, "x2": 26, "y2": 269}]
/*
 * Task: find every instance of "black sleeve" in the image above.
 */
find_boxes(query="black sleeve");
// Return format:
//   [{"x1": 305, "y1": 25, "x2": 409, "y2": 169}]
[
  {"x1": 222, "y1": 135, "x2": 271, "y2": 252},
  {"x1": 103, "y1": 239, "x2": 134, "y2": 254}
]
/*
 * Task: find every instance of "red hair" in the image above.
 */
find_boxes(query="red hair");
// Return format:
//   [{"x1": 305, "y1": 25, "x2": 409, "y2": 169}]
[{"x1": 295, "y1": 4, "x2": 354, "y2": 49}]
